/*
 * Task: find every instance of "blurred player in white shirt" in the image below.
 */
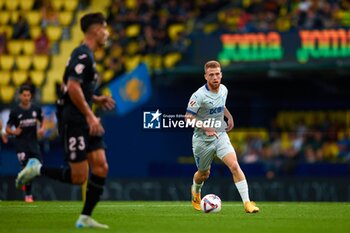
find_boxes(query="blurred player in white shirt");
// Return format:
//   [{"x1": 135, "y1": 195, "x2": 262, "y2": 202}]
[{"x1": 185, "y1": 60, "x2": 259, "y2": 213}]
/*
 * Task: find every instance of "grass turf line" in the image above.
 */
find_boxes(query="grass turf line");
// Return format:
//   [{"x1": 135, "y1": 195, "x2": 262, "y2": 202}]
[{"x1": 0, "y1": 201, "x2": 349, "y2": 233}]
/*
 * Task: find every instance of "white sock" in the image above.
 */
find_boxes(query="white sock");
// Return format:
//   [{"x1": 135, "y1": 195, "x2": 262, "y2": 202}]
[
  {"x1": 192, "y1": 179, "x2": 203, "y2": 193},
  {"x1": 235, "y1": 179, "x2": 250, "y2": 203}
]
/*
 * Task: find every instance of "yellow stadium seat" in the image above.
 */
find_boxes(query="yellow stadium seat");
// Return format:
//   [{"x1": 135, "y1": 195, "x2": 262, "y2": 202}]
[
  {"x1": 102, "y1": 69, "x2": 115, "y2": 83},
  {"x1": 168, "y1": 24, "x2": 185, "y2": 41},
  {"x1": 46, "y1": 26, "x2": 62, "y2": 42},
  {"x1": 142, "y1": 54, "x2": 154, "y2": 69},
  {"x1": 29, "y1": 70, "x2": 45, "y2": 87},
  {"x1": 203, "y1": 23, "x2": 218, "y2": 34},
  {"x1": 41, "y1": 81, "x2": 56, "y2": 104},
  {"x1": 26, "y1": 11, "x2": 41, "y2": 26},
  {"x1": 59, "y1": 11, "x2": 73, "y2": 26},
  {"x1": 52, "y1": 0, "x2": 64, "y2": 11},
  {"x1": 7, "y1": 40, "x2": 22, "y2": 55},
  {"x1": 126, "y1": 24, "x2": 141, "y2": 38},
  {"x1": 126, "y1": 0, "x2": 137, "y2": 10},
  {"x1": 22, "y1": 40, "x2": 35, "y2": 55},
  {"x1": 0, "y1": 55, "x2": 15, "y2": 70},
  {"x1": 153, "y1": 54, "x2": 162, "y2": 70},
  {"x1": 0, "y1": 11, "x2": 10, "y2": 25},
  {"x1": 19, "y1": 0, "x2": 34, "y2": 11},
  {"x1": 46, "y1": 70, "x2": 61, "y2": 84},
  {"x1": 0, "y1": 85, "x2": 16, "y2": 103},
  {"x1": 164, "y1": 52, "x2": 182, "y2": 69},
  {"x1": 94, "y1": 48, "x2": 105, "y2": 62},
  {"x1": 10, "y1": 11, "x2": 20, "y2": 24},
  {"x1": 63, "y1": 0, "x2": 78, "y2": 11},
  {"x1": 16, "y1": 55, "x2": 32, "y2": 70},
  {"x1": 125, "y1": 55, "x2": 141, "y2": 72},
  {"x1": 30, "y1": 26, "x2": 41, "y2": 39},
  {"x1": 126, "y1": 41, "x2": 139, "y2": 55},
  {"x1": 95, "y1": 63, "x2": 104, "y2": 73},
  {"x1": 5, "y1": 0, "x2": 19, "y2": 10},
  {"x1": 0, "y1": 0, "x2": 4, "y2": 9},
  {"x1": 0, "y1": 25, "x2": 13, "y2": 39},
  {"x1": 32, "y1": 55, "x2": 49, "y2": 71},
  {"x1": 12, "y1": 70, "x2": 28, "y2": 86},
  {"x1": 0, "y1": 71, "x2": 11, "y2": 85}
]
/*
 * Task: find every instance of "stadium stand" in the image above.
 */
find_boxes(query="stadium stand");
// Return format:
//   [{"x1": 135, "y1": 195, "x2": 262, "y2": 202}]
[{"x1": 1, "y1": 0, "x2": 349, "y2": 180}]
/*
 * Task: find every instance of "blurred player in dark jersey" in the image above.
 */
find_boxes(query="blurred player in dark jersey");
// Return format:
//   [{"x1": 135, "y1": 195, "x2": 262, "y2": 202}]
[
  {"x1": 6, "y1": 85, "x2": 45, "y2": 202},
  {"x1": 16, "y1": 12, "x2": 115, "y2": 228}
]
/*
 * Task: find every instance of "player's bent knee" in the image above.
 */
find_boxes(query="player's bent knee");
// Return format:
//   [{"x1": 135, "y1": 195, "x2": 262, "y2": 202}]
[
  {"x1": 91, "y1": 162, "x2": 109, "y2": 177},
  {"x1": 71, "y1": 173, "x2": 88, "y2": 185},
  {"x1": 101, "y1": 162, "x2": 109, "y2": 176}
]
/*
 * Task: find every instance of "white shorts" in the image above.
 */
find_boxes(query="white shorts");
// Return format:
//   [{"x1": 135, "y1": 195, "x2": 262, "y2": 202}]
[{"x1": 192, "y1": 132, "x2": 235, "y2": 171}]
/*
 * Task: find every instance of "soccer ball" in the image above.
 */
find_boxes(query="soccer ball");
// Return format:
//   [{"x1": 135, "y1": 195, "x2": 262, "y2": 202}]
[{"x1": 200, "y1": 194, "x2": 222, "y2": 213}]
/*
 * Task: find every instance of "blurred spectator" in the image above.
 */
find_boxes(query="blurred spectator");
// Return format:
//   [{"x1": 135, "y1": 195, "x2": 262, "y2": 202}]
[
  {"x1": 214, "y1": 0, "x2": 349, "y2": 33},
  {"x1": 337, "y1": 131, "x2": 350, "y2": 161},
  {"x1": 169, "y1": 31, "x2": 189, "y2": 53},
  {"x1": 0, "y1": 108, "x2": 9, "y2": 144},
  {"x1": 141, "y1": 25, "x2": 157, "y2": 54},
  {"x1": 35, "y1": 29, "x2": 50, "y2": 55},
  {"x1": 23, "y1": 77, "x2": 39, "y2": 102},
  {"x1": 0, "y1": 32, "x2": 7, "y2": 54},
  {"x1": 12, "y1": 15, "x2": 31, "y2": 39},
  {"x1": 41, "y1": 0, "x2": 59, "y2": 28}
]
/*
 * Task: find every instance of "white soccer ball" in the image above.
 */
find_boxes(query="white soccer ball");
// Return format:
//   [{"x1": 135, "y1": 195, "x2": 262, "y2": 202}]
[{"x1": 200, "y1": 194, "x2": 222, "y2": 213}]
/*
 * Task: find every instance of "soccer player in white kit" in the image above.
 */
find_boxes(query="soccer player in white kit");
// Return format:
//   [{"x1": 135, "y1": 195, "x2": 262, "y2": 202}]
[{"x1": 185, "y1": 60, "x2": 259, "y2": 213}]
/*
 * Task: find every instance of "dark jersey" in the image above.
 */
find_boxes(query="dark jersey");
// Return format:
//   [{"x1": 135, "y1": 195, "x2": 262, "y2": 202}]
[
  {"x1": 7, "y1": 104, "x2": 43, "y2": 154},
  {"x1": 61, "y1": 44, "x2": 98, "y2": 125}
]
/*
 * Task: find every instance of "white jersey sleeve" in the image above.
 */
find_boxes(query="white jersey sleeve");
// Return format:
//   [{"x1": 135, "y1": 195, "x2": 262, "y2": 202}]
[{"x1": 186, "y1": 91, "x2": 203, "y2": 115}]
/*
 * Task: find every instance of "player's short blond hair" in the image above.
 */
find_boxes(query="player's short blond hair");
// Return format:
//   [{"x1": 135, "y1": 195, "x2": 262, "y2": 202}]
[{"x1": 204, "y1": 60, "x2": 221, "y2": 73}]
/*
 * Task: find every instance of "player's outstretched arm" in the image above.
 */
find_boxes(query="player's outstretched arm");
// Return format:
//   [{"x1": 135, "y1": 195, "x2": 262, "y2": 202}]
[
  {"x1": 67, "y1": 79, "x2": 104, "y2": 136},
  {"x1": 224, "y1": 107, "x2": 234, "y2": 132},
  {"x1": 92, "y1": 95, "x2": 115, "y2": 110}
]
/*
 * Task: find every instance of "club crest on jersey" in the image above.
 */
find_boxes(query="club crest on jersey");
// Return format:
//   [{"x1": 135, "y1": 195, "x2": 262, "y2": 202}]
[
  {"x1": 32, "y1": 111, "x2": 37, "y2": 117},
  {"x1": 75, "y1": 63, "x2": 85, "y2": 74}
]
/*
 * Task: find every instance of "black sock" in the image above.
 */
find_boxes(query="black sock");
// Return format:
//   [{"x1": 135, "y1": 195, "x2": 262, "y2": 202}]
[
  {"x1": 40, "y1": 166, "x2": 72, "y2": 183},
  {"x1": 82, "y1": 174, "x2": 106, "y2": 216},
  {"x1": 25, "y1": 183, "x2": 32, "y2": 196}
]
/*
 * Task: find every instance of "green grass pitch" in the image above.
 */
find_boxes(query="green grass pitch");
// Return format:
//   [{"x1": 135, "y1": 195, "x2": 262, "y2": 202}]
[{"x1": 0, "y1": 201, "x2": 349, "y2": 233}]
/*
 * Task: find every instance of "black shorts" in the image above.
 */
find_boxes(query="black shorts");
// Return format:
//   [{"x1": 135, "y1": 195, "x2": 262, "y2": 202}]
[
  {"x1": 62, "y1": 124, "x2": 106, "y2": 163},
  {"x1": 16, "y1": 150, "x2": 42, "y2": 167},
  {"x1": 15, "y1": 140, "x2": 42, "y2": 167}
]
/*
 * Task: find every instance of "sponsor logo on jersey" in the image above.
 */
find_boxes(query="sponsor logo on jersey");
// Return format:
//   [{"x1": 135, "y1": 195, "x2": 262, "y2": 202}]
[
  {"x1": 19, "y1": 118, "x2": 37, "y2": 127},
  {"x1": 78, "y1": 54, "x2": 87, "y2": 60},
  {"x1": 209, "y1": 106, "x2": 224, "y2": 114}
]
